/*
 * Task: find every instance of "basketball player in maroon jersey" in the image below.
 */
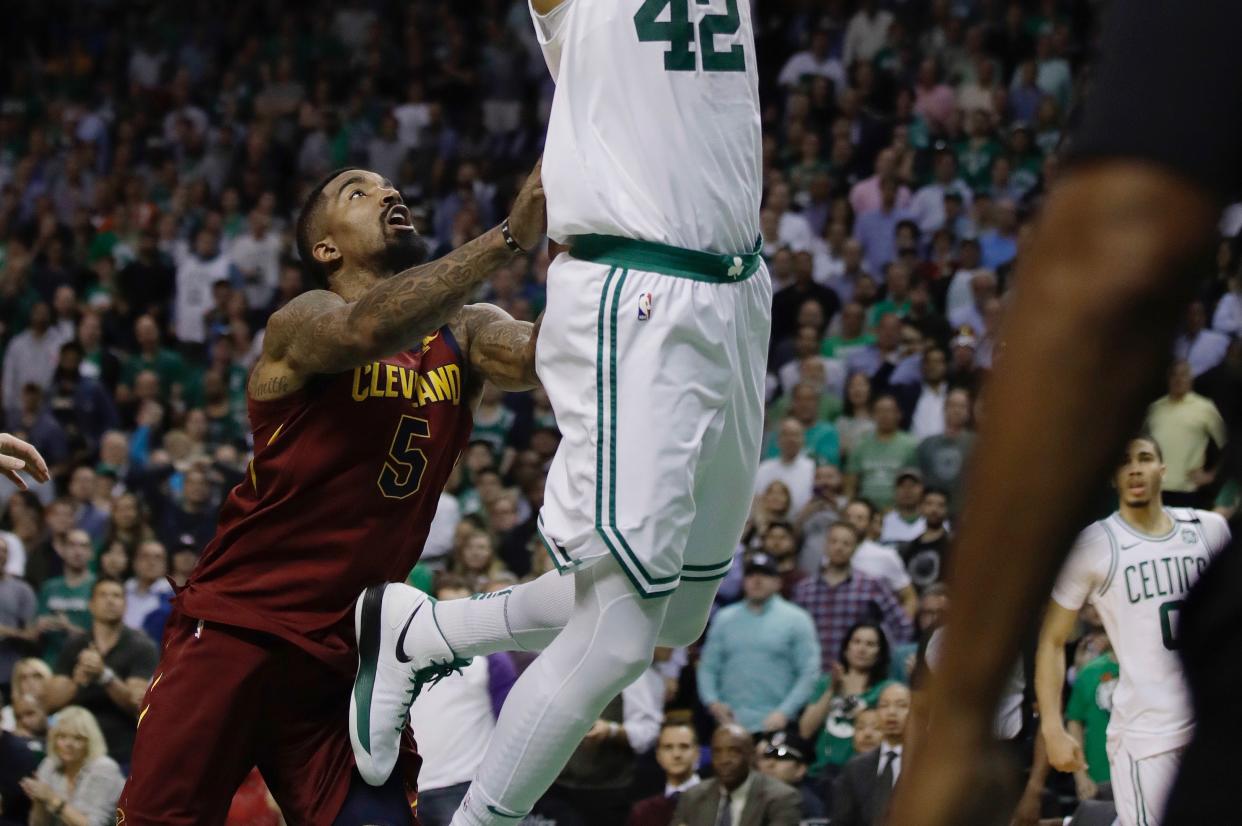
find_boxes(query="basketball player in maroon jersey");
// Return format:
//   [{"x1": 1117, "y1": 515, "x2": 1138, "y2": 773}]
[{"x1": 117, "y1": 161, "x2": 546, "y2": 825}]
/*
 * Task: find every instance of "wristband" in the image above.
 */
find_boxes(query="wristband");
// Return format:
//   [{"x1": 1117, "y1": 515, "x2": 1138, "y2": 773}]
[
  {"x1": 500, "y1": 218, "x2": 526, "y2": 254},
  {"x1": 99, "y1": 666, "x2": 117, "y2": 686}
]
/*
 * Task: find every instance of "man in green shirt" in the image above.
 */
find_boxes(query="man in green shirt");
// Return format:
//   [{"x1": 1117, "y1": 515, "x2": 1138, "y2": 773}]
[
  {"x1": 1066, "y1": 651, "x2": 1120, "y2": 797},
  {"x1": 846, "y1": 395, "x2": 918, "y2": 509},
  {"x1": 120, "y1": 314, "x2": 186, "y2": 399},
  {"x1": 36, "y1": 528, "x2": 95, "y2": 666}
]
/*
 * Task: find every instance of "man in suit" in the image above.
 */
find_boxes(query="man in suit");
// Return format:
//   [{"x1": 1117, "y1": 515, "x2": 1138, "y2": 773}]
[
  {"x1": 627, "y1": 720, "x2": 703, "y2": 826},
  {"x1": 671, "y1": 723, "x2": 801, "y2": 826},
  {"x1": 831, "y1": 682, "x2": 911, "y2": 826}
]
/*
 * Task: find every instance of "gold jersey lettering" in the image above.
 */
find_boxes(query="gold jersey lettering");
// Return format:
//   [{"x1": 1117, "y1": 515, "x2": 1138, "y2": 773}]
[
  {"x1": 429, "y1": 367, "x2": 453, "y2": 402},
  {"x1": 352, "y1": 365, "x2": 372, "y2": 401},
  {"x1": 400, "y1": 366, "x2": 416, "y2": 399},
  {"x1": 385, "y1": 364, "x2": 400, "y2": 398},
  {"x1": 416, "y1": 374, "x2": 438, "y2": 406}
]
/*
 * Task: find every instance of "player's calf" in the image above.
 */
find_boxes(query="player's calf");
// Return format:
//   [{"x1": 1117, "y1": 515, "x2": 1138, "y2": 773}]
[{"x1": 350, "y1": 582, "x2": 469, "y2": 786}]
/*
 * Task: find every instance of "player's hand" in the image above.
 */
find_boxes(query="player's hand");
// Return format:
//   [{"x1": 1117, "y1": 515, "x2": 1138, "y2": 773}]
[
  {"x1": 0, "y1": 433, "x2": 49, "y2": 490},
  {"x1": 1074, "y1": 771, "x2": 1098, "y2": 801},
  {"x1": 507, "y1": 157, "x2": 546, "y2": 252},
  {"x1": 762, "y1": 710, "x2": 788, "y2": 732},
  {"x1": 708, "y1": 702, "x2": 734, "y2": 725},
  {"x1": 1044, "y1": 727, "x2": 1086, "y2": 773}
]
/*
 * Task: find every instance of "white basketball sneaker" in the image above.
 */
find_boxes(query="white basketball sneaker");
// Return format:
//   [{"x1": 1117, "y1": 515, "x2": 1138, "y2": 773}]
[{"x1": 349, "y1": 582, "x2": 470, "y2": 786}]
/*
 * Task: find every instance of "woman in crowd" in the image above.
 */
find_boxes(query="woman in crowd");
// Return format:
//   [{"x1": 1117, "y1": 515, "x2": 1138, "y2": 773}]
[
  {"x1": 99, "y1": 493, "x2": 153, "y2": 562},
  {"x1": 742, "y1": 480, "x2": 792, "y2": 551},
  {"x1": 19, "y1": 705, "x2": 124, "y2": 825},
  {"x1": 834, "y1": 373, "x2": 876, "y2": 461},
  {"x1": 0, "y1": 658, "x2": 52, "y2": 732},
  {"x1": 799, "y1": 622, "x2": 896, "y2": 781},
  {"x1": 451, "y1": 530, "x2": 508, "y2": 593}
]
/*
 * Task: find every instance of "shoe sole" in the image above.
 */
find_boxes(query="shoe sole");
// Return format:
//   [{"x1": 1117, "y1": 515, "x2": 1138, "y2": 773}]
[{"x1": 350, "y1": 583, "x2": 387, "y2": 785}]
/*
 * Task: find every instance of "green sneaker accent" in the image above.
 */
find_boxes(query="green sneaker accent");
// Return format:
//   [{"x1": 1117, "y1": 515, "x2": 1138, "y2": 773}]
[{"x1": 392, "y1": 657, "x2": 473, "y2": 732}]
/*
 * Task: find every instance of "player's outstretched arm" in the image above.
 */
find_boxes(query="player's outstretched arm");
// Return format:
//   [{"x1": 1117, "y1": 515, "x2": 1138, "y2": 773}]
[
  {"x1": 1035, "y1": 601, "x2": 1085, "y2": 773},
  {"x1": 253, "y1": 161, "x2": 545, "y2": 397},
  {"x1": 456, "y1": 303, "x2": 542, "y2": 392}
]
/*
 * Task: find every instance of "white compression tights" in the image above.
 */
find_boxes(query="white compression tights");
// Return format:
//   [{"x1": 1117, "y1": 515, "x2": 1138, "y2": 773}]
[{"x1": 438, "y1": 557, "x2": 719, "y2": 826}]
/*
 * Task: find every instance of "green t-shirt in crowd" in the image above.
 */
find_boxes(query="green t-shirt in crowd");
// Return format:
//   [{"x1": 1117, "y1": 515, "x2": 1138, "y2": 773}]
[
  {"x1": 761, "y1": 422, "x2": 841, "y2": 468},
  {"x1": 1066, "y1": 653, "x2": 1120, "y2": 784},
  {"x1": 122, "y1": 349, "x2": 187, "y2": 394},
  {"x1": 847, "y1": 432, "x2": 919, "y2": 509},
  {"x1": 868, "y1": 299, "x2": 910, "y2": 331},
  {"x1": 807, "y1": 676, "x2": 893, "y2": 775},
  {"x1": 822, "y1": 333, "x2": 874, "y2": 361},
  {"x1": 37, "y1": 574, "x2": 95, "y2": 666}
]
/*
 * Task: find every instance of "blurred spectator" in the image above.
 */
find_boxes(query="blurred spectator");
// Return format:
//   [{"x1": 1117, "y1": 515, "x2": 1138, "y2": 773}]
[
  {"x1": 20, "y1": 705, "x2": 125, "y2": 825},
  {"x1": 793, "y1": 523, "x2": 913, "y2": 672},
  {"x1": 669, "y1": 723, "x2": 801, "y2": 826},
  {"x1": 778, "y1": 27, "x2": 845, "y2": 91},
  {"x1": 755, "y1": 731, "x2": 827, "y2": 820},
  {"x1": 173, "y1": 229, "x2": 235, "y2": 349},
  {"x1": 772, "y1": 382, "x2": 841, "y2": 467},
  {"x1": 0, "y1": 692, "x2": 45, "y2": 825},
  {"x1": 1145, "y1": 360, "x2": 1228, "y2": 508},
  {"x1": 122, "y1": 541, "x2": 171, "y2": 634},
  {"x1": 698, "y1": 553, "x2": 820, "y2": 734},
  {"x1": 793, "y1": 465, "x2": 848, "y2": 576},
  {"x1": 0, "y1": 537, "x2": 36, "y2": 692},
  {"x1": 1212, "y1": 275, "x2": 1242, "y2": 336},
  {"x1": 5, "y1": 384, "x2": 69, "y2": 476},
  {"x1": 916, "y1": 387, "x2": 975, "y2": 511},
  {"x1": 854, "y1": 180, "x2": 915, "y2": 279},
  {"x1": 2, "y1": 302, "x2": 66, "y2": 419},
  {"x1": 845, "y1": 395, "x2": 917, "y2": 510},
  {"x1": 841, "y1": 500, "x2": 916, "y2": 617},
  {"x1": 754, "y1": 419, "x2": 816, "y2": 515},
  {"x1": 48, "y1": 342, "x2": 120, "y2": 457},
  {"x1": 1, "y1": 658, "x2": 52, "y2": 732},
  {"x1": 35, "y1": 528, "x2": 94, "y2": 665},
  {"x1": 229, "y1": 211, "x2": 283, "y2": 311},
  {"x1": 121, "y1": 316, "x2": 186, "y2": 403},
  {"x1": 117, "y1": 230, "x2": 175, "y2": 330},
  {"x1": 771, "y1": 256, "x2": 841, "y2": 346},
  {"x1": 625, "y1": 721, "x2": 701, "y2": 826},
  {"x1": 798, "y1": 621, "x2": 894, "y2": 781},
  {"x1": 835, "y1": 373, "x2": 877, "y2": 461},
  {"x1": 895, "y1": 348, "x2": 950, "y2": 440},
  {"x1": 410, "y1": 577, "x2": 517, "y2": 826},
  {"x1": 900, "y1": 489, "x2": 953, "y2": 592},
  {"x1": 845, "y1": 314, "x2": 903, "y2": 385},
  {"x1": 66, "y1": 465, "x2": 107, "y2": 544},
  {"x1": 44, "y1": 578, "x2": 157, "y2": 766},
  {"x1": 830, "y1": 682, "x2": 911, "y2": 826},
  {"x1": 879, "y1": 471, "x2": 927, "y2": 545},
  {"x1": 1174, "y1": 299, "x2": 1231, "y2": 378},
  {"x1": 849, "y1": 151, "x2": 912, "y2": 219}
]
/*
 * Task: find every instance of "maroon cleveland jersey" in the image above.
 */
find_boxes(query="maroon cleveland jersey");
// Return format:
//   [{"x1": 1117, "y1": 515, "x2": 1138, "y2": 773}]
[{"x1": 178, "y1": 327, "x2": 472, "y2": 674}]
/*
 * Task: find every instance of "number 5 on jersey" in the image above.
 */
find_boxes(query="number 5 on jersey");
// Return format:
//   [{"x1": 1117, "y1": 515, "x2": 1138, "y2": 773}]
[
  {"x1": 378, "y1": 416, "x2": 431, "y2": 499},
  {"x1": 634, "y1": 0, "x2": 746, "y2": 73}
]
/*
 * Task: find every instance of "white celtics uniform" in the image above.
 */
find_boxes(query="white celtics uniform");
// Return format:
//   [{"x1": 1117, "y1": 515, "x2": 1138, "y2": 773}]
[
  {"x1": 1052, "y1": 508, "x2": 1231, "y2": 826},
  {"x1": 530, "y1": 0, "x2": 770, "y2": 597}
]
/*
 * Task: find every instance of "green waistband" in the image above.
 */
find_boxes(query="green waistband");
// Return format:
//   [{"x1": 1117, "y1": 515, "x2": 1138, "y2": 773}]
[{"x1": 567, "y1": 234, "x2": 763, "y2": 283}]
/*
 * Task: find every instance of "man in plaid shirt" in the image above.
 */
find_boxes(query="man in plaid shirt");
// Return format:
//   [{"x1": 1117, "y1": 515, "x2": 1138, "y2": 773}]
[{"x1": 793, "y1": 522, "x2": 914, "y2": 669}]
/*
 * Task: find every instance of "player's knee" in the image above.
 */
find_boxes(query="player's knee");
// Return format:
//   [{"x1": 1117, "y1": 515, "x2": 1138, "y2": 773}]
[
  {"x1": 656, "y1": 611, "x2": 709, "y2": 648},
  {"x1": 593, "y1": 633, "x2": 655, "y2": 689}
]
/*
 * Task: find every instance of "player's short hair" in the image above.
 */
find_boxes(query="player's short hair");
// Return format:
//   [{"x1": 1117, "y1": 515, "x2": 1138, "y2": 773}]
[
  {"x1": 1125, "y1": 432, "x2": 1164, "y2": 463},
  {"x1": 296, "y1": 166, "x2": 364, "y2": 290}
]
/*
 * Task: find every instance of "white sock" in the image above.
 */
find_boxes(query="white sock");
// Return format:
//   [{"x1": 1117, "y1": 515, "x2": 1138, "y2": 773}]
[
  {"x1": 449, "y1": 558, "x2": 667, "y2": 826},
  {"x1": 432, "y1": 569, "x2": 574, "y2": 658}
]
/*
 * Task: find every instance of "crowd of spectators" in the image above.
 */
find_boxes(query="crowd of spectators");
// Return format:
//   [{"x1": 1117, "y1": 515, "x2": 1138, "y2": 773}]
[{"x1": 1, "y1": 0, "x2": 1240, "y2": 824}]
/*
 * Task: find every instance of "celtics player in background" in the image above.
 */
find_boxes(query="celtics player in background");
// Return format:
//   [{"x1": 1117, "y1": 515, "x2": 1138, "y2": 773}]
[
  {"x1": 1035, "y1": 436, "x2": 1231, "y2": 826},
  {"x1": 348, "y1": 1, "x2": 770, "y2": 824}
]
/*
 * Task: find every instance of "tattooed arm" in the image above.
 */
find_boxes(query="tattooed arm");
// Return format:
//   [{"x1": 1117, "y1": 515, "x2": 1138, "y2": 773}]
[
  {"x1": 249, "y1": 162, "x2": 544, "y2": 401},
  {"x1": 455, "y1": 303, "x2": 542, "y2": 393}
]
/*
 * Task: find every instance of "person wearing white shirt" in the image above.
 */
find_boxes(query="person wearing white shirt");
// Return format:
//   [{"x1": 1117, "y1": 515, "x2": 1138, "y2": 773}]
[
  {"x1": 1174, "y1": 299, "x2": 1231, "y2": 377},
  {"x1": 843, "y1": 1, "x2": 895, "y2": 66},
  {"x1": 227, "y1": 211, "x2": 283, "y2": 310},
  {"x1": 174, "y1": 229, "x2": 234, "y2": 346},
  {"x1": 123, "y1": 540, "x2": 173, "y2": 633},
  {"x1": 422, "y1": 491, "x2": 462, "y2": 562},
  {"x1": 1212, "y1": 277, "x2": 1242, "y2": 336},
  {"x1": 1, "y1": 303, "x2": 68, "y2": 419},
  {"x1": 778, "y1": 29, "x2": 846, "y2": 91},
  {"x1": 842, "y1": 499, "x2": 917, "y2": 617},
  {"x1": 909, "y1": 153, "x2": 973, "y2": 234},
  {"x1": 879, "y1": 471, "x2": 928, "y2": 546},
  {"x1": 754, "y1": 419, "x2": 817, "y2": 515}
]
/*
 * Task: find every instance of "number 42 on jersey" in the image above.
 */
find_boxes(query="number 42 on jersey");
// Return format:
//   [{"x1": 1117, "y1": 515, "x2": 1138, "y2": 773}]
[{"x1": 634, "y1": 0, "x2": 747, "y2": 73}]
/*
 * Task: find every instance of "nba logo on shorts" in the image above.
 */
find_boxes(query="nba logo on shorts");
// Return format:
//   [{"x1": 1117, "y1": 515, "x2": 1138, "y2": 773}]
[{"x1": 637, "y1": 292, "x2": 653, "y2": 321}]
